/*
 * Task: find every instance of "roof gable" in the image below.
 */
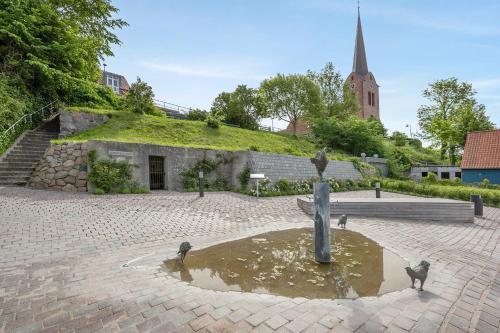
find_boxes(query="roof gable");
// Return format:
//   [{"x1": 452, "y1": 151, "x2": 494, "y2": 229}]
[{"x1": 461, "y1": 129, "x2": 500, "y2": 169}]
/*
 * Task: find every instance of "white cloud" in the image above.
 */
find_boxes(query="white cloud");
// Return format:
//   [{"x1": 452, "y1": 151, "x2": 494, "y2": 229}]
[
  {"x1": 141, "y1": 61, "x2": 267, "y2": 81},
  {"x1": 471, "y1": 78, "x2": 500, "y2": 89}
]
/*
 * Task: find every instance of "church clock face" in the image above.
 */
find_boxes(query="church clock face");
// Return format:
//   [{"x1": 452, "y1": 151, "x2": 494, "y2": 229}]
[{"x1": 350, "y1": 82, "x2": 356, "y2": 90}]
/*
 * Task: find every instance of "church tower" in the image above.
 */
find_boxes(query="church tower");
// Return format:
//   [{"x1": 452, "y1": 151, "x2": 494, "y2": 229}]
[{"x1": 347, "y1": 7, "x2": 380, "y2": 119}]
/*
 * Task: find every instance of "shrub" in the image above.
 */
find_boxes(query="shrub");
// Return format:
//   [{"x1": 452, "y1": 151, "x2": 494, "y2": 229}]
[
  {"x1": 238, "y1": 167, "x2": 251, "y2": 189},
  {"x1": 249, "y1": 145, "x2": 259, "y2": 152},
  {"x1": 125, "y1": 77, "x2": 156, "y2": 114},
  {"x1": 423, "y1": 172, "x2": 438, "y2": 184},
  {"x1": 391, "y1": 131, "x2": 407, "y2": 147},
  {"x1": 212, "y1": 176, "x2": 229, "y2": 191},
  {"x1": 206, "y1": 115, "x2": 221, "y2": 129},
  {"x1": 313, "y1": 116, "x2": 384, "y2": 156},
  {"x1": 87, "y1": 150, "x2": 146, "y2": 194},
  {"x1": 481, "y1": 178, "x2": 490, "y2": 188},
  {"x1": 93, "y1": 188, "x2": 105, "y2": 195},
  {"x1": 380, "y1": 179, "x2": 500, "y2": 208},
  {"x1": 187, "y1": 109, "x2": 209, "y2": 121}
]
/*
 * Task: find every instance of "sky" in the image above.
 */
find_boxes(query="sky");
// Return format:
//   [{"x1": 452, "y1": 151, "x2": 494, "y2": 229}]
[{"x1": 106, "y1": 0, "x2": 500, "y2": 135}]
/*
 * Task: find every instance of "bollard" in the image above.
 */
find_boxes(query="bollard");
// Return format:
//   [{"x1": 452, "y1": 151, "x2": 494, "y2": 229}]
[
  {"x1": 470, "y1": 194, "x2": 483, "y2": 216},
  {"x1": 199, "y1": 171, "x2": 204, "y2": 198},
  {"x1": 375, "y1": 182, "x2": 381, "y2": 198}
]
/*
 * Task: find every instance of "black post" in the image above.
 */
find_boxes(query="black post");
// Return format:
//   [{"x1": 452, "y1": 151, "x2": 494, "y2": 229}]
[
  {"x1": 375, "y1": 182, "x2": 381, "y2": 199},
  {"x1": 199, "y1": 171, "x2": 204, "y2": 198},
  {"x1": 470, "y1": 194, "x2": 483, "y2": 216}
]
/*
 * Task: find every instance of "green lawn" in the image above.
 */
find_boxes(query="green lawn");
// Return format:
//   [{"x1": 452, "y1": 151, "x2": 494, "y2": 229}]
[{"x1": 56, "y1": 108, "x2": 351, "y2": 159}]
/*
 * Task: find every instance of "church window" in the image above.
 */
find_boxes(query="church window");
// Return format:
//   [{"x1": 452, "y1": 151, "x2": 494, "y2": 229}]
[
  {"x1": 368, "y1": 92, "x2": 371, "y2": 105},
  {"x1": 371, "y1": 92, "x2": 376, "y2": 106}
]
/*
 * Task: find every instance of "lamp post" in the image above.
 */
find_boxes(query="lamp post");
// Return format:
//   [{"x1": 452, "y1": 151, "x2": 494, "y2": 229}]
[
  {"x1": 199, "y1": 171, "x2": 204, "y2": 198},
  {"x1": 406, "y1": 124, "x2": 413, "y2": 139},
  {"x1": 103, "y1": 63, "x2": 107, "y2": 73}
]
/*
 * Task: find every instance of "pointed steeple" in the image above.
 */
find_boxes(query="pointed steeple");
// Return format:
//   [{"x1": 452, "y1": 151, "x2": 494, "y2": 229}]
[{"x1": 352, "y1": 6, "x2": 369, "y2": 76}]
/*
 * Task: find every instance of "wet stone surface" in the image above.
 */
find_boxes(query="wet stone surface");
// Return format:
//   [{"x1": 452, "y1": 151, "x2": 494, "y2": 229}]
[{"x1": 164, "y1": 228, "x2": 409, "y2": 299}]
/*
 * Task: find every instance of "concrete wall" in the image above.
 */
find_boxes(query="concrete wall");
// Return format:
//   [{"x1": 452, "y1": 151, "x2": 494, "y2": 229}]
[
  {"x1": 88, "y1": 141, "x2": 235, "y2": 191},
  {"x1": 365, "y1": 157, "x2": 388, "y2": 177},
  {"x1": 59, "y1": 110, "x2": 108, "y2": 138},
  {"x1": 462, "y1": 169, "x2": 500, "y2": 185},
  {"x1": 411, "y1": 166, "x2": 462, "y2": 181}
]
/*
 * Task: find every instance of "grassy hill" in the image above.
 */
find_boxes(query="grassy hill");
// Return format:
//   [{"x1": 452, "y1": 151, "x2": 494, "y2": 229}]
[
  {"x1": 56, "y1": 107, "x2": 444, "y2": 168},
  {"x1": 56, "y1": 107, "x2": 352, "y2": 159}
]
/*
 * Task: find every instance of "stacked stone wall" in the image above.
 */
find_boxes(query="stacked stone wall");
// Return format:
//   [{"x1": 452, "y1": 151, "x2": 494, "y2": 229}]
[{"x1": 30, "y1": 142, "x2": 88, "y2": 192}]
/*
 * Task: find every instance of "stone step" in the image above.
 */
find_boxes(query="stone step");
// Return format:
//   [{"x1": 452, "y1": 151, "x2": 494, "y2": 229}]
[
  {"x1": 9, "y1": 149, "x2": 48, "y2": 155},
  {"x1": 0, "y1": 171, "x2": 32, "y2": 177},
  {"x1": 0, "y1": 166, "x2": 35, "y2": 172},
  {"x1": 0, "y1": 178, "x2": 29, "y2": 186}
]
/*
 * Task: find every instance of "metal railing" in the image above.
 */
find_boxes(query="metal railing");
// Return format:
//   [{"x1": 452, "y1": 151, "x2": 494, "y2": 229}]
[
  {"x1": 153, "y1": 99, "x2": 192, "y2": 114},
  {"x1": 0, "y1": 100, "x2": 58, "y2": 153}
]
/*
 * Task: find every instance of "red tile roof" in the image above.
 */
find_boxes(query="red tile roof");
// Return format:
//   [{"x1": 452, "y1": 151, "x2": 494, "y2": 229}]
[
  {"x1": 461, "y1": 129, "x2": 500, "y2": 169},
  {"x1": 281, "y1": 119, "x2": 312, "y2": 135}
]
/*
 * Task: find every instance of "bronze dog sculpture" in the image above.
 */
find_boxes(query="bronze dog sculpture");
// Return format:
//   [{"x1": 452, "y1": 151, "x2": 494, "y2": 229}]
[
  {"x1": 405, "y1": 260, "x2": 430, "y2": 291},
  {"x1": 178, "y1": 242, "x2": 192, "y2": 263},
  {"x1": 337, "y1": 214, "x2": 347, "y2": 229}
]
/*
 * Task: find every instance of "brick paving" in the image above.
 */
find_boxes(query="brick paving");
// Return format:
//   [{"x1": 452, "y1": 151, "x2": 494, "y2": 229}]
[{"x1": 0, "y1": 187, "x2": 498, "y2": 333}]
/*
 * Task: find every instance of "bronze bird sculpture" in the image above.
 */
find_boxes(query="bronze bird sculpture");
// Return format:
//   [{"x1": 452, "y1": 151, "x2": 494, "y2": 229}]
[
  {"x1": 405, "y1": 260, "x2": 430, "y2": 291},
  {"x1": 310, "y1": 148, "x2": 329, "y2": 181},
  {"x1": 178, "y1": 242, "x2": 192, "y2": 264},
  {"x1": 337, "y1": 214, "x2": 347, "y2": 229}
]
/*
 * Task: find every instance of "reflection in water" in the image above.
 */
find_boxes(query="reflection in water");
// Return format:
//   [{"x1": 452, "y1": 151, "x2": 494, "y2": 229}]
[{"x1": 163, "y1": 228, "x2": 409, "y2": 299}]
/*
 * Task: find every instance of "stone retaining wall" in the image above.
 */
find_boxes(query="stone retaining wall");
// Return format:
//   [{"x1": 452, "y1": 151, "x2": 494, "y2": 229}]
[
  {"x1": 59, "y1": 110, "x2": 108, "y2": 138},
  {"x1": 30, "y1": 142, "x2": 88, "y2": 192},
  {"x1": 29, "y1": 140, "x2": 365, "y2": 192}
]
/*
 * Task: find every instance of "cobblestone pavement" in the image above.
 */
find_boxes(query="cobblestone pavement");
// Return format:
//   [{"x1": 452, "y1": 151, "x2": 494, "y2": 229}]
[{"x1": 0, "y1": 187, "x2": 498, "y2": 333}]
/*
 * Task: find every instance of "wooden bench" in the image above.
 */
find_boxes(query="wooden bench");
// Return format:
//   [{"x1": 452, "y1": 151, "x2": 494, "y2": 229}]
[{"x1": 297, "y1": 197, "x2": 475, "y2": 223}]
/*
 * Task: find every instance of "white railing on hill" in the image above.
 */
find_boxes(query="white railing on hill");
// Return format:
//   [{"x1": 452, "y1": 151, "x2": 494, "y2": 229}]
[{"x1": 153, "y1": 99, "x2": 192, "y2": 114}]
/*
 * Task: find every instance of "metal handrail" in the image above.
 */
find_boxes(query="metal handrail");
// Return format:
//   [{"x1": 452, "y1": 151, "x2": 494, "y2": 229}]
[
  {"x1": 153, "y1": 99, "x2": 192, "y2": 114},
  {"x1": 0, "y1": 100, "x2": 58, "y2": 142}
]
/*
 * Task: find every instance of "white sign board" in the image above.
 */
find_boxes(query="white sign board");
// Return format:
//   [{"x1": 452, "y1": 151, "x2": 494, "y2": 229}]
[
  {"x1": 250, "y1": 173, "x2": 265, "y2": 179},
  {"x1": 108, "y1": 150, "x2": 134, "y2": 157}
]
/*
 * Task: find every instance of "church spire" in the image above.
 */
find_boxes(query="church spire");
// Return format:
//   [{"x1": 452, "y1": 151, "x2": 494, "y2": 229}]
[{"x1": 352, "y1": 4, "x2": 369, "y2": 76}]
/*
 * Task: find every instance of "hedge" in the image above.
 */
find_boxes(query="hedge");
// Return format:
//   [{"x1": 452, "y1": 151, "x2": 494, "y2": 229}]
[{"x1": 381, "y1": 179, "x2": 500, "y2": 207}]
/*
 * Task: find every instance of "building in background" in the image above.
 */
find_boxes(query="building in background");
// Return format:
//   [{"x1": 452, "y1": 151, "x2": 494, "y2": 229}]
[
  {"x1": 101, "y1": 71, "x2": 130, "y2": 96},
  {"x1": 346, "y1": 7, "x2": 380, "y2": 120},
  {"x1": 461, "y1": 129, "x2": 500, "y2": 184}
]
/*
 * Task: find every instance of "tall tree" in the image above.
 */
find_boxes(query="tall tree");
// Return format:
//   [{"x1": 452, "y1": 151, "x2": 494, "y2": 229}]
[
  {"x1": 417, "y1": 78, "x2": 494, "y2": 164},
  {"x1": 0, "y1": 0, "x2": 127, "y2": 104},
  {"x1": 260, "y1": 74, "x2": 321, "y2": 135},
  {"x1": 307, "y1": 62, "x2": 359, "y2": 119},
  {"x1": 211, "y1": 85, "x2": 265, "y2": 130}
]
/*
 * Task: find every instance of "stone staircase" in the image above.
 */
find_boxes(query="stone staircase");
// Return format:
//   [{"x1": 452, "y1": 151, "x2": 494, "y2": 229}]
[{"x1": 0, "y1": 117, "x2": 59, "y2": 186}]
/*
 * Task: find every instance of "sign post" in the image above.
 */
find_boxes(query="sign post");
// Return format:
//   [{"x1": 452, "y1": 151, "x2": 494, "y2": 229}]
[{"x1": 250, "y1": 174, "x2": 265, "y2": 198}]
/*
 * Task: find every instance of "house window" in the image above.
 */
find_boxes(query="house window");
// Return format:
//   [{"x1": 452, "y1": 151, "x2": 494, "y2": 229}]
[
  {"x1": 106, "y1": 76, "x2": 119, "y2": 94},
  {"x1": 441, "y1": 172, "x2": 450, "y2": 179},
  {"x1": 455, "y1": 172, "x2": 461, "y2": 179},
  {"x1": 421, "y1": 172, "x2": 428, "y2": 177}
]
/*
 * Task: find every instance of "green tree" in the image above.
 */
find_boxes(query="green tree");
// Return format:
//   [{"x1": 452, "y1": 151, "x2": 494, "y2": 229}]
[
  {"x1": 307, "y1": 62, "x2": 359, "y2": 119},
  {"x1": 417, "y1": 78, "x2": 494, "y2": 165},
  {"x1": 260, "y1": 74, "x2": 321, "y2": 135},
  {"x1": 125, "y1": 78, "x2": 156, "y2": 114},
  {"x1": 313, "y1": 116, "x2": 384, "y2": 156},
  {"x1": 391, "y1": 131, "x2": 408, "y2": 147},
  {"x1": 0, "y1": 0, "x2": 127, "y2": 104},
  {"x1": 211, "y1": 85, "x2": 265, "y2": 130}
]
